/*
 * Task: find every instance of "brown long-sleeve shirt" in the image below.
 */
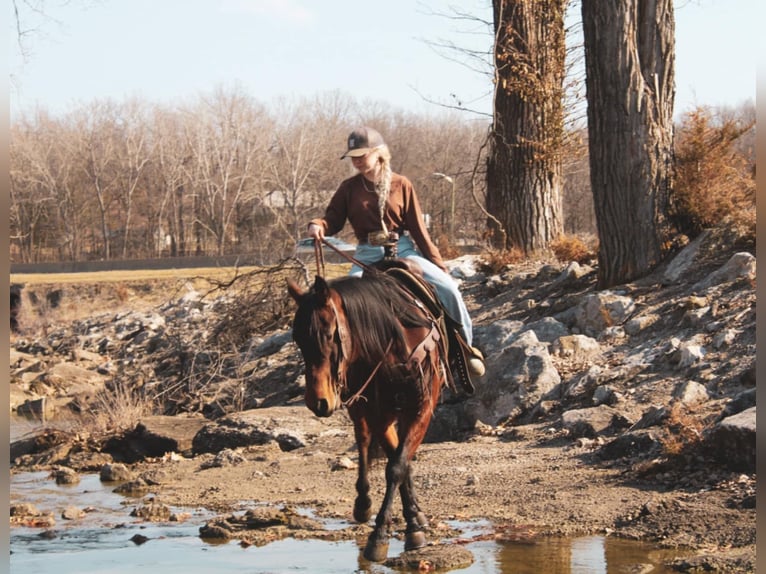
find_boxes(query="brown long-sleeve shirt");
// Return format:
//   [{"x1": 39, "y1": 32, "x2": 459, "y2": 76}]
[{"x1": 310, "y1": 172, "x2": 446, "y2": 271}]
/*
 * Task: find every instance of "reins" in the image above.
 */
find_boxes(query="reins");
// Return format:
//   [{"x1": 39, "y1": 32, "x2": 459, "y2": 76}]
[{"x1": 313, "y1": 237, "x2": 374, "y2": 277}]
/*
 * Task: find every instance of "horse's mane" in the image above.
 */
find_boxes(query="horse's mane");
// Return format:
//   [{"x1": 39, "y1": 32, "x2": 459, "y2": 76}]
[{"x1": 330, "y1": 272, "x2": 432, "y2": 362}]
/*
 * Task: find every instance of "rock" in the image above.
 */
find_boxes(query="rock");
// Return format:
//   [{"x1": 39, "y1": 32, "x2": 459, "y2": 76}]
[
  {"x1": 663, "y1": 231, "x2": 709, "y2": 283},
  {"x1": 629, "y1": 406, "x2": 669, "y2": 431},
  {"x1": 561, "y1": 406, "x2": 633, "y2": 438},
  {"x1": 102, "y1": 415, "x2": 207, "y2": 463},
  {"x1": 593, "y1": 385, "x2": 621, "y2": 406},
  {"x1": 51, "y1": 466, "x2": 80, "y2": 485},
  {"x1": 199, "y1": 522, "x2": 233, "y2": 540},
  {"x1": 551, "y1": 334, "x2": 601, "y2": 361},
  {"x1": 522, "y1": 317, "x2": 570, "y2": 343},
  {"x1": 16, "y1": 397, "x2": 54, "y2": 419},
  {"x1": 250, "y1": 330, "x2": 292, "y2": 358},
  {"x1": 130, "y1": 534, "x2": 150, "y2": 545},
  {"x1": 191, "y1": 406, "x2": 339, "y2": 455},
  {"x1": 113, "y1": 478, "x2": 152, "y2": 496},
  {"x1": 624, "y1": 314, "x2": 661, "y2": 336},
  {"x1": 64, "y1": 451, "x2": 114, "y2": 472},
  {"x1": 693, "y1": 251, "x2": 756, "y2": 291},
  {"x1": 555, "y1": 261, "x2": 594, "y2": 282},
  {"x1": 61, "y1": 506, "x2": 85, "y2": 520},
  {"x1": 466, "y1": 330, "x2": 560, "y2": 426},
  {"x1": 712, "y1": 328, "x2": 737, "y2": 349},
  {"x1": 40, "y1": 362, "x2": 106, "y2": 393},
  {"x1": 678, "y1": 344, "x2": 705, "y2": 368},
  {"x1": 331, "y1": 456, "x2": 356, "y2": 471},
  {"x1": 563, "y1": 366, "x2": 603, "y2": 399},
  {"x1": 573, "y1": 292, "x2": 635, "y2": 337},
  {"x1": 472, "y1": 319, "x2": 525, "y2": 357},
  {"x1": 719, "y1": 388, "x2": 756, "y2": 420},
  {"x1": 130, "y1": 500, "x2": 172, "y2": 522},
  {"x1": 100, "y1": 463, "x2": 134, "y2": 483},
  {"x1": 200, "y1": 448, "x2": 247, "y2": 469},
  {"x1": 598, "y1": 430, "x2": 663, "y2": 461},
  {"x1": 672, "y1": 380, "x2": 709, "y2": 407},
  {"x1": 10, "y1": 503, "x2": 56, "y2": 528},
  {"x1": 707, "y1": 407, "x2": 755, "y2": 472},
  {"x1": 385, "y1": 543, "x2": 474, "y2": 571}
]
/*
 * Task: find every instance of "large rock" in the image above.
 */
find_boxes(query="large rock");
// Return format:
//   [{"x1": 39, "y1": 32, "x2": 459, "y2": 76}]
[
  {"x1": 693, "y1": 252, "x2": 756, "y2": 291},
  {"x1": 561, "y1": 405, "x2": 634, "y2": 438},
  {"x1": 192, "y1": 406, "x2": 350, "y2": 455},
  {"x1": 102, "y1": 415, "x2": 208, "y2": 463},
  {"x1": 663, "y1": 231, "x2": 709, "y2": 284},
  {"x1": 573, "y1": 292, "x2": 635, "y2": 337},
  {"x1": 466, "y1": 330, "x2": 560, "y2": 426},
  {"x1": 707, "y1": 407, "x2": 755, "y2": 472}
]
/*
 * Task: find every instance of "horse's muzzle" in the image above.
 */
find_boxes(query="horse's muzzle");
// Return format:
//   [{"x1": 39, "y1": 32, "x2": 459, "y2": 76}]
[{"x1": 312, "y1": 398, "x2": 333, "y2": 418}]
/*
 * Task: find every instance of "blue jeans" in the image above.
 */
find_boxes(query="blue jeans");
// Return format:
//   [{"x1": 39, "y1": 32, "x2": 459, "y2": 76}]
[{"x1": 349, "y1": 235, "x2": 473, "y2": 347}]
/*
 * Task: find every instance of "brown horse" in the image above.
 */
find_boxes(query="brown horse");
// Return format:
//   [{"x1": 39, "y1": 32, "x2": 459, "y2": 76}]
[{"x1": 287, "y1": 271, "x2": 448, "y2": 562}]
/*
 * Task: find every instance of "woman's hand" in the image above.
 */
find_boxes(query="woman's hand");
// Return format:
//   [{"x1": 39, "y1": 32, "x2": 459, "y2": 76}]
[{"x1": 307, "y1": 223, "x2": 324, "y2": 241}]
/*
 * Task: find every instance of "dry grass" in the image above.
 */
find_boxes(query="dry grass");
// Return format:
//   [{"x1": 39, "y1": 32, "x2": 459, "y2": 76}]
[
  {"x1": 660, "y1": 403, "x2": 706, "y2": 456},
  {"x1": 86, "y1": 379, "x2": 153, "y2": 435},
  {"x1": 479, "y1": 247, "x2": 526, "y2": 274},
  {"x1": 550, "y1": 234, "x2": 597, "y2": 264}
]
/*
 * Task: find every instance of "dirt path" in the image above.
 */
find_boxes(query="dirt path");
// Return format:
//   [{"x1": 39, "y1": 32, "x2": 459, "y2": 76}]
[{"x1": 127, "y1": 409, "x2": 755, "y2": 572}]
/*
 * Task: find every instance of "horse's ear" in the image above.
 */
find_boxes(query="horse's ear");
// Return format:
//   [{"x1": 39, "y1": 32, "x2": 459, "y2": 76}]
[
  {"x1": 287, "y1": 278, "x2": 306, "y2": 302},
  {"x1": 313, "y1": 275, "x2": 330, "y2": 303}
]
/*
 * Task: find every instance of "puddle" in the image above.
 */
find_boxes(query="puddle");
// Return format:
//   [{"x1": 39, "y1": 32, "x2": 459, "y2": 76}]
[{"x1": 10, "y1": 470, "x2": 688, "y2": 573}]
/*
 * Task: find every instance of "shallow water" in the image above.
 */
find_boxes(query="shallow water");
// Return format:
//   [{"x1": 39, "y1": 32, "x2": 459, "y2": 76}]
[{"x1": 10, "y1": 470, "x2": 687, "y2": 573}]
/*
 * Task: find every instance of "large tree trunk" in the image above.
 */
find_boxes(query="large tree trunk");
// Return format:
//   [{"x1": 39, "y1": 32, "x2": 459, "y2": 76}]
[
  {"x1": 487, "y1": 0, "x2": 566, "y2": 253},
  {"x1": 581, "y1": 0, "x2": 675, "y2": 288}
]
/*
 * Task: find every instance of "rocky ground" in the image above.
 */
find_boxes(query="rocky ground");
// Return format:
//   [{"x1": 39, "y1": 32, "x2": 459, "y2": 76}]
[{"x1": 9, "y1": 229, "x2": 756, "y2": 572}]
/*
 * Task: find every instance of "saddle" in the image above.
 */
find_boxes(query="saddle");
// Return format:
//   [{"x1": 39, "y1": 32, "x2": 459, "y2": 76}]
[{"x1": 370, "y1": 259, "x2": 476, "y2": 395}]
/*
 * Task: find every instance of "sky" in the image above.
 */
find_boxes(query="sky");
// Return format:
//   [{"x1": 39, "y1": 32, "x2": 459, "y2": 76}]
[{"x1": 9, "y1": 0, "x2": 759, "y2": 121}]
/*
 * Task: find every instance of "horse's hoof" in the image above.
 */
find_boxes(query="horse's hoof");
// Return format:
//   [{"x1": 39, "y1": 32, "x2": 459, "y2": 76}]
[
  {"x1": 363, "y1": 540, "x2": 389, "y2": 562},
  {"x1": 353, "y1": 499, "x2": 372, "y2": 523},
  {"x1": 415, "y1": 511, "x2": 429, "y2": 528},
  {"x1": 404, "y1": 529, "x2": 427, "y2": 551}
]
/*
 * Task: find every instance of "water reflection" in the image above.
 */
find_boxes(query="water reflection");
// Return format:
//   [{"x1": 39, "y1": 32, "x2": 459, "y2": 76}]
[{"x1": 495, "y1": 535, "x2": 683, "y2": 574}]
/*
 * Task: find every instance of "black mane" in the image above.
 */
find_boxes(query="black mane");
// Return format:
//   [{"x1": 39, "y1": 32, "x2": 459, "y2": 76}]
[{"x1": 328, "y1": 273, "x2": 431, "y2": 363}]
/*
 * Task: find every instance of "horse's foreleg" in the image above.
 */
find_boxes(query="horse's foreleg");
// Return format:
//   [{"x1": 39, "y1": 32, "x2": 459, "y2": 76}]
[
  {"x1": 363, "y1": 423, "x2": 400, "y2": 562},
  {"x1": 350, "y1": 408, "x2": 372, "y2": 524},
  {"x1": 400, "y1": 471, "x2": 429, "y2": 550}
]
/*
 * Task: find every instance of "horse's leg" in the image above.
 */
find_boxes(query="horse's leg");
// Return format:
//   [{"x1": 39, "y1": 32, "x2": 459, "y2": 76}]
[
  {"x1": 363, "y1": 422, "x2": 399, "y2": 562},
  {"x1": 398, "y1": 369, "x2": 446, "y2": 552},
  {"x1": 395, "y1": 418, "x2": 432, "y2": 552},
  {"x1": 400, "y1": 470, "x2": 429, "y2": 550},
  {"x1": 349, "y1": 406, "x2": 373, "y2": 524}
]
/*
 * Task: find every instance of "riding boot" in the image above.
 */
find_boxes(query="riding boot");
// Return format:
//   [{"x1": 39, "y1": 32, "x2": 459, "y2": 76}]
[{"x1": 467, "y1": 347, "x2": 485, "y2": 377}]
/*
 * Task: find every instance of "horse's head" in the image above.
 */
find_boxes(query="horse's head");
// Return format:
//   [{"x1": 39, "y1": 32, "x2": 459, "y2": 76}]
[{"x1": 288, "y1": 275, "x2": 350, "y2": 417}]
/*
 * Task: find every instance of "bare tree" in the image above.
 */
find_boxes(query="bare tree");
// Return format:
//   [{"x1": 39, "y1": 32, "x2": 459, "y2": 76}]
[
  {"x1": 581, "y1": 0, "x2": 675, "y2": 288},
  {"x1": 486, "y1": 0, "x2": 567, "y2": 253},
  {"x1": 111, "y1": 99, "x2": 154, "y2": 258}
]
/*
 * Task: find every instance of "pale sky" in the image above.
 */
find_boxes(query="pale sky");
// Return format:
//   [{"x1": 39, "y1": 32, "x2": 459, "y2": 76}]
[{"x1": 9, "y1": 0, "x2": 758, "y2": 120}]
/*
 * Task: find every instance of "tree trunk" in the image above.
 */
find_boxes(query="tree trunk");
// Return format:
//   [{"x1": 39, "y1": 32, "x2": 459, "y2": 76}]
[
  {"x1": 487, "y1": 0, "x2": 566, "y2": 253},
  {"x1": 581, "y1": 0, "x2": 675, "y2": 288}
]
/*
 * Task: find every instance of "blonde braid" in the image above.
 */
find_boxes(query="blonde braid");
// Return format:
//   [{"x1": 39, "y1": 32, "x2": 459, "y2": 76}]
[{"x1": 375, "y1": 146, "x2": 392, "y2": 230}]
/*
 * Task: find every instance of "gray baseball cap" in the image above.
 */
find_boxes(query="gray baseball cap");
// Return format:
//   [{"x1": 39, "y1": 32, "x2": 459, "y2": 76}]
[{"x1": 341, "y1": 127, "x2": 385, "y2": 159}]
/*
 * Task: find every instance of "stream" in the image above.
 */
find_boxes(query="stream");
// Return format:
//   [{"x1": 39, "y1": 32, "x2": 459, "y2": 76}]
[{"x1": 10, "y1": 418, "x2": 687, "y2": 573}]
